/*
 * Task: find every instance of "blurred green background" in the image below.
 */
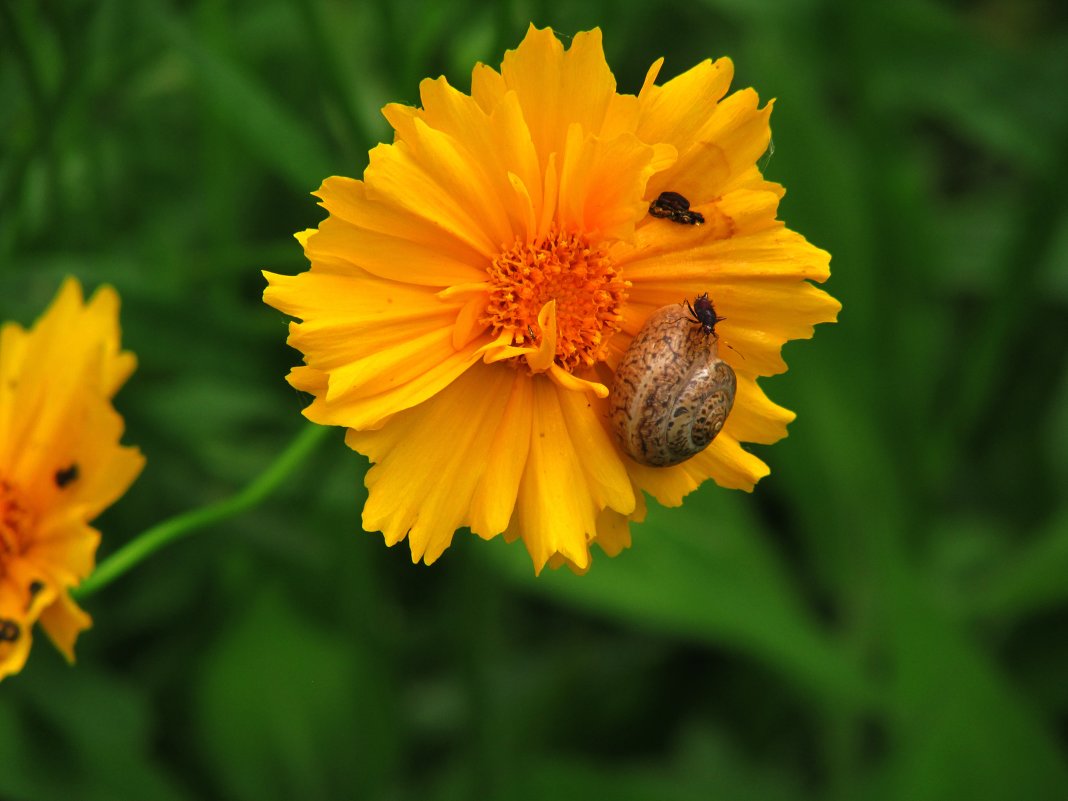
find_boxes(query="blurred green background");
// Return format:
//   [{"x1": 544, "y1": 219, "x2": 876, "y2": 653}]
[{"x1": 2, "y1": 0, "x2": 1067, "y2": 799}]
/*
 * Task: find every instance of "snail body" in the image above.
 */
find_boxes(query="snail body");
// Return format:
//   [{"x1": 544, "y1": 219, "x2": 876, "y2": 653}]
[{"x1": 609, "y1": 300, "x2": 736, "y2": 467}]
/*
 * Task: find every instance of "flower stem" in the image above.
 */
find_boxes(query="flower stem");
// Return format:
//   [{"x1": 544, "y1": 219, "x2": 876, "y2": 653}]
[{"x1": 74, "y1": 423, "x2": 333, "y2": 599}]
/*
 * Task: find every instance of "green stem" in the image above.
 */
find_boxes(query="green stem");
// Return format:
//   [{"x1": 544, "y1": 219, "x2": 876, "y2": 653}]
[{"x1": 74, "y1": 423, "x2": 333, "y2": 599}]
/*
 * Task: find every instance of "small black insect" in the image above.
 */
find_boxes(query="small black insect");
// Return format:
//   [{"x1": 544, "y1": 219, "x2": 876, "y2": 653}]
[
  {"x1": 649, "y1": 191, "x2": 705, "y2": 226},
  {"x1": 683, "y1": 292, "x2": 725, "y2": 335},
  {"x1": 54, "y1": 464, "x2": 79, "y2": 488}
]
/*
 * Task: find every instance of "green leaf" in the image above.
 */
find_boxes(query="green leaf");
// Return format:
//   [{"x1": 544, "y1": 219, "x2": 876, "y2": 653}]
[
  {"x1": 453, "y1": 724, "x2": 807, "y2": 801},
  {"x1": 0, "y1": 654, "x2": 189, "y2": 801},
  {"x1": 879, "y1": 576, "x2": 1068, "y2": 801},
  {"x1": 193, "y1": 585, "x2": 399, "y2": 801},
  {"x1": 977, "y1": 508, "x2": 1068, "y2": 621},
  {"x1": 156, "y1": 11, "x2": 332, "y2": 192}
]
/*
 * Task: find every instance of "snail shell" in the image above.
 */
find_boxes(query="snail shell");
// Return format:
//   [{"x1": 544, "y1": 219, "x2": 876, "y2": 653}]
[{"x1": 609, "y1": 304, "x2": 736, "y2": 467}]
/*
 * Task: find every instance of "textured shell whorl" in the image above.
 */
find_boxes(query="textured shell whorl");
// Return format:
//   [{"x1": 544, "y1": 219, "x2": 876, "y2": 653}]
[{"x1": 609, "y1": 304, "x2": 736, "y2": 467}]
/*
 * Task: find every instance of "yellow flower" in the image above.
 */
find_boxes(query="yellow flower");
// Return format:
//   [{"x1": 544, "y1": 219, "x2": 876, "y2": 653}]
[
  {"x1": 264, "y1": 25, "x2": 839, "y2": 573},
  {"x1": 0, "y1": 278, "x2": 144, "y2": 679}
]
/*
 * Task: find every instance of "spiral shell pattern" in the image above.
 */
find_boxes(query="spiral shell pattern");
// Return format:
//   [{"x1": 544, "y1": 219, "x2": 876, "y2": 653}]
[{"x1": 609, "y1": 304, "x2": 737, "y2": 467}]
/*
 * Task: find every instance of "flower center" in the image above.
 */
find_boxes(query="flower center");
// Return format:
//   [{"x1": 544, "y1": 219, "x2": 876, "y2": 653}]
[
  {"x1": 0, "y1": 478, "x2": 32, "y2": 560},
  {"x1": 482, "y1": 228, "x2": 628, "y2": 372}
]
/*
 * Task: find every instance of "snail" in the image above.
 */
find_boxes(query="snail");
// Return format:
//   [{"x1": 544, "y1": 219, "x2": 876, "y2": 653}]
[{"x1": 609, "y1": 294, "x2": 736, "y2": 467}]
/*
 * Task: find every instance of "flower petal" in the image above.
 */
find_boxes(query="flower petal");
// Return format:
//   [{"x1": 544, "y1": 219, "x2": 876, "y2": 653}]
[
  {"x1": 547, "y1": 364, "x2": 609, "y2": 399},
  {"x1": 347, "y1": 362, "x2": 519, "y2": 563},
  {"x1": 557, "y1": 125, "x2": 672, "y2": 242},
  {"x1": 0, "y1": 575, "x2": 34, "y2": 679},
  {"x1": 363, "y1": 138, "x2": 504, "y2": 258},
  {"x1": 500, "y1": 26, "x2": 618, "y2": 169},
  {"x1": 471, "y1": 62, "x2": 507, "y2": 114},
  {"x1": 725, "y1": 373, "x2": 796, "y2": 445},
  {"x1": 312, "y1": 177, "x2": 488, "y2": 286},
  {"x1": 623, "y1": 457, "x2": 701, "y2": 508},
  {"x1": 301, "y1": 333, "x2": 490, "y2": 431},
  {"x1": 625, "y1": 189, "x2": 830, "y2": 283},
  {"x1": 452, "y1": 292, "x2": 491, "y2": 350},
  {"x1": 469, "y1": 370, "x2": 534, "y2": 538},
  {"x1": 524, "y1": 300, "x2": 558, "y2": 373},
  {"x1": 265, "y1": 270, "x2": 498, "y2": 428},
  {"x1": 37, "y1": 591, "x2": 91, "y2": 662},
  {"x1": 594, "y1": 507, "x2": 633, "y2": 558},
  {"x1": 557, "y1": 387, "x2": 634, "y2": 515},
  {"x1": 650, "y1": 91, "x2": 774, "y2": 202},
  {"x1": 624, "y1": 428, "x2": 770, "y2": 506},
  {"x1": 684, "y1": 432, "x2": 770, "y2": 492},
  {"x1": 637, "y1": 57, "x2": 734, "y2": 151},
  {"x1": 28, "y1": 513, "x2": 100, "y2": 586},
  {"x1": 1, "y1": 280, "x2": 136, "y2": 487},
  {"x1": 618, "y1": 185, "x2": 838, "y2": 377},
  {"x1": 39, "y1": 398, "x2": 144, "y2": 522},
  {"x1": 511, "y1": 377, "x2": 636, "y2": 572},
  {"x1": 625, "y1": 281, "x2": 840, "y2": 365},
  {"x1": 387, "y1": 80, "x2": 544, "y2": 242}
]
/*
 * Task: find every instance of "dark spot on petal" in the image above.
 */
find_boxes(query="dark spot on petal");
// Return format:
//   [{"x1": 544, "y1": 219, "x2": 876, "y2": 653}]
[
  {"x1": 55, "y1": 464, "x2": 79, "y2": 488},
  {"x1": 0, "y1": 619, "x2": 20, "y2": 643}
]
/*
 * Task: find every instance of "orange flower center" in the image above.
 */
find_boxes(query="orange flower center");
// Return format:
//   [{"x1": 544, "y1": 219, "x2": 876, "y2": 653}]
[
  {"x1": 482, "y1": 228, "x2": 628, "y2": 371},
  {"x1": 0, "y1": 478, "x2": 32, "y2": 559}
]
